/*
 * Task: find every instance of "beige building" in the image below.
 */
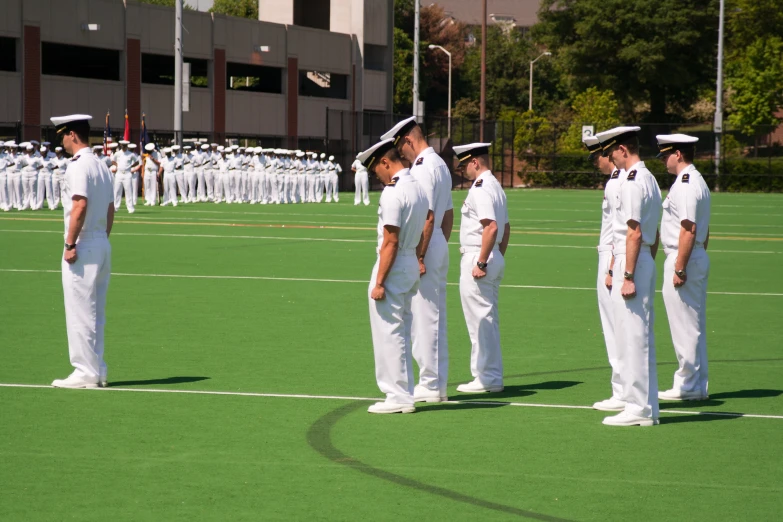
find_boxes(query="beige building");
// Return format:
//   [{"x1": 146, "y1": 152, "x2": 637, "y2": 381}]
[{"x1": 0, "y1": 0, "x2": 393, "y2": 147}]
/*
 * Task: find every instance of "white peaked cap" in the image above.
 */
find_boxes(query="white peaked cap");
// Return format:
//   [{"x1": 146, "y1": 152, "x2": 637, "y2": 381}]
[
  {"x1": 329, "y1": 155, "x2": 334, "y2": 161},
  {"x1": 201, "y1": 144, "x2": 210, "y2": 150},
  {"x1": 128, "y1": 143, "x2": 137, "y2": 149},
  {"x1": 145, "y1": 143, "x2": 156, "y2": 151},
  {"x1": 452, "y1": 142, "x2": 491, "y2": 163},
  {"x1": 380, "y1": 116, "x2": 418, "y2": 145},
  {"x1": 320, "y1": 153, "x2": 326, "y2": 159},
  {"x1": 357, "y1": 138, "x2": 395, "y2": 169},
  {"x1": 595, "y1": 126, "x2": 641, "y2": 155}
]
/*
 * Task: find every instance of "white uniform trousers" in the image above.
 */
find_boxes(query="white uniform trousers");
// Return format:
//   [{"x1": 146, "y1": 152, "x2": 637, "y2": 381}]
[
  {"x1": 61, "y1": 235, "x2": 111, "y2": 381},
  {"x1": 36, "y1": 170, "x2": 55, "y2": 210},
  {"x1": 368, "y1": 252, "x2": 420, "y2": 405},
  {"x1": 611, "y1": 249, "x2": 659, "y2": 419},
  {"x1": 224, "y1": 171, "x2": 235, "y2": 203},
  {"x1": 175, "y1": 171, "x2": 186, "y2": 202},
  {"x1": 326, "y1": 172, "x2": 339, "y2": 202},
  {"x1": 9, "y1": 172, "x2": 22, "y2": 209},
  {"x1": 52, "y1": 173, "x2": 65, "y2": 208},
  {"x1": 143, "y1": 171, "x2": 158, "y2": 205},
  {"x1": 21, "y1": 171, "x2": 38, "y2": 210},
  {"x1": 315, "y1": 174, "x2": 325, "y2": 202},
  {"x1": 113, "y1": 171, "x2": 135, "y2": 212},
  {"x1": 196, "y1": 168, "x2": 206, "y2": 201},
  {"x1": 259, "y1": 172, "x2": 268, "y2": 203},
  {"x1": 0, "y1": 171, "x2": 9, "y2": 210},
  {"x1": 242, "y1": 171, "x2": 250, "y2": 202},
  {"x1": 212, "y1": 171, "x2": 223, "y2": 202},
  {"x1": 278, "y1": 175, "x2": 288, "y2": 204},
  {"x1": 460, "y1": 248, "x2": 505, "y2": 388},
  {"x1": 662, "y1": 248, "x2": 710, "y2": 396},
  {"x1": 163, "y1": 172, "x2": 178, "y2": 206},
  {"x1": 270, "y1": 174, "x2": 279, "y2": 203},
  {"x1": 411, "y1": 231, "x2": 450, "y2": 393},
  {"x1": 597, "y1": 248, "x2": 622, "y2": 400},
  {"x1": 185, "y1": 170, "x2": 197, "y2": 202},
  {"x1": 354, "y1": 171, "x2": 370, "y2": 205},
  {"x1": 205, "y1": 168, "x2": 215, "y2": 201},
  {"x1": 228, "y1": 171, "x2": 239, "y2": 202},
  {"x1": 131, "y1": 172, "x2": 140, "y2": 206},
  {"x1": 298, "y1": 175, "x2": 306, "y2": 203}
]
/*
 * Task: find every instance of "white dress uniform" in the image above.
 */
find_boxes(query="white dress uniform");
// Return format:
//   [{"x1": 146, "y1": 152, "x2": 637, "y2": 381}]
[
  {"x1": 172, "y1": 147, "x2": 186, "y2": 202},
  {"x1": 315, "y1": 155, "x2": 326, "y2": 202},
  {"x1": 21, "y1": 149, "x2": 42, "y2": 211},
  {"x1": 222, "y1": 153, "x2": 235, "y2": 203},
  {"x1": 161, "y1": 153, "x2": 179, "y2": 206},
  {"x1": 205, "y1": 147, "x2": 216, "y2": 201},
  {"x1": 0, "y1": 148, "x2": 10, "y2": 211},
  {"x1": 408, "y1": 147, "x2": 453, "y2": 397},
  {"x1": 213, "y1": 150, "x2": 224, "y2": 203},
  {"x1": 142, "y1": 147, "x2": 160, "y2": 206},
  {"x1": 184, "y1": 149, "x2": 197, "y2": 203},
  {"x1": 112, "y1": 148, "x2": 137, "y2": 213},
  {"x1": 52, "y1": 152, "x2": 69, "y2": 209},
  {"x1": 195, "y1": 146, "x2": 207, "y2": 202},
  {"x1": 660, "y1": 161, "x2": 711, "y2": 398},
  {"x1": 9, "y1": 148, "x2": 25, "y2": 210},
  {"x1": 325, "y1": 157, "x2": 338, "y2": 202},
  {"x1": 362, "y1": 143, "x2": 429, "y2": 411},
  {"x1": 36, "y1": 149, "x2": 57, "y2": 210},
  {"x1": 353, "y1": 158, "x2": 370, "y2": 206},
  {"x1": 52, "y1": 115, "x2": 114, "y2": 388},
  {"x1": 297, "y1": 155, "x2": 307, "y2": 203},
  {"x1": 265, "y1": 153, "x2": 277, "y2": 204},
  {"x1": 596, "y1": 167, "x2": 627, "y2": 404},
  {"x1": 458, "y1": 169, "x2": 508, "y2": 390}
]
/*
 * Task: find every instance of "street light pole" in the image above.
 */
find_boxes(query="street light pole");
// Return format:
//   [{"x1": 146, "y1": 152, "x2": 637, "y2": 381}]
[
  {"x1": 429, "y1": 45, "x2": 452, "y2": 139},
  {"x1": 714, "y1": 0, "x2": 725, "y2": 186},
  {"x1": 528, "y1": 51, "x2": 551, "y2": 112}
]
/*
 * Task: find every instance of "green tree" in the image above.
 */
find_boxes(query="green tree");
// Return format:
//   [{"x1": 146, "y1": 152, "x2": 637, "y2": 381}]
[
  {"x1": 393, "y1": 27, "x2": 414, "y2": 114},
  {"x1": 559, "y1": 88, "x2": 621, "y2": 152},
  {"x1": 726, "y1": 36, "x2": 783, "y2": 137},
  {"x1": 513, "y1": 111, "x2": 554, "y2": 167},
  {"x1": 210, "y1": 0, "x2": 258, "y2": 19},
  {"x1": 534, "y1": 0, "x2": 719, "y2": 121},
  {"x1": 727, "y1": 0, "x2": 783, "y2": 51}
]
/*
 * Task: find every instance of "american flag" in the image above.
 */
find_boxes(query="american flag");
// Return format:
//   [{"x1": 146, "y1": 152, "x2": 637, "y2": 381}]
[{"x1": 103, "y1": 110, "x2": 112, "y2": 155}]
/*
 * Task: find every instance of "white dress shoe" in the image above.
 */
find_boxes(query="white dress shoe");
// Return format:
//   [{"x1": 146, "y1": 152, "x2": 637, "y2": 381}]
[
  {"x1": 413, "y1": 386, "x2": 447, "y2": 403},
  {"x1": 658, "y1": 389, "x2": 708, "y2": 401},
  {"x1": 592, "y1": 397, "x2": 627, "y2": 411},
  {"x1": 52, "y1": 373, "x2": 99, "y2": 389},
  {"x1": 602, "y1": 411, "x2": 658, "y2": 427},
  {"x1": 456, "y1": 380, "x2": 504, "y2": 393},
  {"x1": 367, "y1": 402, "x2": 415, "y2": 414}
]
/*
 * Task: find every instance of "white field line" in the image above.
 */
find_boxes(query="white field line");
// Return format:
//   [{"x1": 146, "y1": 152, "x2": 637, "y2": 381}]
[
  {"x1": 2, "y1": 268, "x2": 783, "y2": 296},
  {"x1": 0, "y1": 383, "x2": 781, "y2": 420},
  {"x1": 1, "y1": 229, "x2": 780, "y2": 255}
]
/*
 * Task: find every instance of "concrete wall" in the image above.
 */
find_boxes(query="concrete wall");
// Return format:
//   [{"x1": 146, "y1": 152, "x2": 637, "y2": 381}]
[
  {"x1": 41, "y1": 76, "x2": 124, "y2": 126},
  {"x1": 299, "y1": 97, "x2": 350, "y2": 137},
  {"x1": 0, "y1": 0, "x2": 22, "y2": 38},
  {"x1": 216, "y1": 16, "x2": 287, "y2": 67},
  {"x1": 0, "y1": 73, "x2": 22, "y2": 122},
  {"x1": 27, "y1": 0, "x2": 125, "y2": 50},
  {"x1": 363, "y1": 70, "x2": 387, "y2": 111},
  {"x1": 258, "y1": 0, "x2": 294, "y2": 25},
  {"x1": 362, "y1": 0, "x2": 388, "y2": 46},
  {"x1": 288, "y1": 25, "x2": 351, "y2": 74},
  {"x1": 226, "y1": 90, "x2": 285, "y2": 136}
]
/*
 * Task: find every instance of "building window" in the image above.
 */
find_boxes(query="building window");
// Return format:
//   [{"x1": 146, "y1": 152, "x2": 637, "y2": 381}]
[
  {"x1": 0, "y1": 37, "x2": 16, "y2": 72},
  {"x1": 141, "y1": 54, "x2": 209, "y2": 88},
  {"x1": 299, "y1": 71, "x2": 348, "y2": 99},
  {"x1": 293, "y1": 0, "x2": 330, "y2": 30},
  {"x1": 364, "y1": 44, "x2": 387, "y2": 72},
  {"x1": 226, "y1": 62, "x2": 282, "y2": 94},
  {"x1": 42, "y1": 42, "x2": 120, "y2": 81}
]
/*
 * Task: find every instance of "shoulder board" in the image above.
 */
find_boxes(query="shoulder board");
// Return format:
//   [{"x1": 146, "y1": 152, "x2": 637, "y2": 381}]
[
  {"x1": 474, "y1": 179, "x2": 483, "y2": 187},
  {"x1": 681, "y1": 173, "x2": 690, "y2": 184},
  {"x1": 70, "y1": 156, "x2": 80, "y2": 162},
  {"x1": 626, "y1": 170, "x2": 637, "y2": 181},
  {"x1": 386, "y1": 176, "x2": 399, "y2": 187},
  {"x1": 415, "y1": 157, "x2": 424, "y2": 166},
  {"x1": 610, "y1": 170, "x2": 619, "y2": 180}
]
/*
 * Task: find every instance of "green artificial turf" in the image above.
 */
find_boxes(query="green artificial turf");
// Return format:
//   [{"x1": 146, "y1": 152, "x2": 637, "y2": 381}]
[{"x1": 1, "y1": 189, "x2": 781, "y2": 521}]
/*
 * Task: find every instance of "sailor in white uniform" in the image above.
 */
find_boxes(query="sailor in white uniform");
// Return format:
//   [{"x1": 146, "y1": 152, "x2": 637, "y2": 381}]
[{"x1": 352, "y1": 155, "x2": 370, "y2": 206}]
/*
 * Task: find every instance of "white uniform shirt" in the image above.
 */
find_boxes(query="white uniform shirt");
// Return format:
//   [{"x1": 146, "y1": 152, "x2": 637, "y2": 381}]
[
  {"x1": 183, "y1": 152, "x2": 194, "y2": 173},
  {"x1": 661, "y1": 164, "x2": 710, "y2": 254},
  {"x1": 460, "y1": 171, "x2": 509, "y2": 250},
  {"x1": 62, "y1": 146, "x2": 114, "y2": 240},
  {"x1": 112, "y1": 150, "x2": 136, "y2": 173},
  {"x1": 0, "y1": 153, "x2": 10, "y2": 173},
  {"x1": 21, "y1": 154, "x2": 41, "y2": 174},
  {"x1": 143, "y1": 151, "x2": 161, "y2": 174},
  {"x1": 161, "y1": 155, "x2": 176, "y2": 174},
  {"x1": 266, "y1": 157, "x2": 277, "y2": 174},
  {"x1": 376, "y1": 168, "x2": 429, "y2": 253},
  {"x1": 410, "y1": 147, "x2": 453, "y2": 228},
  {"x1": 599, "y1": 168, "x2": 627, "y2": 249},
  {"x1": 218, "y1": 155, "x2": 230, "y2": 173},
  {"x1": 53, "y1": 156, "x2": 69, "y2": 175},
  {"x1": 612, "y1": 161, "x2": 662, "y2": 252},
  {"x1": 351, "y1": 159, "x2": 365, "y2": 174},
  {"x1": 172, "y1": 153, "x2": 184, "y2": 171}
]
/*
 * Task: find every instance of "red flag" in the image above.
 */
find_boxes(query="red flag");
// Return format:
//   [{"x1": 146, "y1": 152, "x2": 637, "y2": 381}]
[{"x1": 123, "y1": 109, "x2": 130, "y2": 142}]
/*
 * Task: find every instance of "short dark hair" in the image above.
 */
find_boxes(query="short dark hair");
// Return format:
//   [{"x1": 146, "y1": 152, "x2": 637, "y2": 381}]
[
  {"x1": 68, "y1": 121, "x2": 90, "y2": 144},
  {"x1": 382, "y1": 146, "x2": 402, "y2": 163},
  {"x1": 679, "y1": 146, "x2": 695, "y2": 163},
  {"x1": 621, "y1": 136, "x2": 640, "y2": 155}
]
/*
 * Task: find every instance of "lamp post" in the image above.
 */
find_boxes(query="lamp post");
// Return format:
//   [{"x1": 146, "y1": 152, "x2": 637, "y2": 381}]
[
  {"x1": 714, "y1": 0, "x2": 725, "y2": 187},
  {"x1": 429, "y1": 44, "x2": 452, "y2": 139},
  {"x1": 528, "y1": 51, "x2": 551, "y2": 112}
]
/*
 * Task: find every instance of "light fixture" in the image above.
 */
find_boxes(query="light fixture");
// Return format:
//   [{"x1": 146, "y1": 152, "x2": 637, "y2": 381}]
[
  {"x1": 254, "y1": 45, "x2": 270, "y2": 53},
  {"x1": 81, "y1": 23, "x2": 100, "y2": 31}
]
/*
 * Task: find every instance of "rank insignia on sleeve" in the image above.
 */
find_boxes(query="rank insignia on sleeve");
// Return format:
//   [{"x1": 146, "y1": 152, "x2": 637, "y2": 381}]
[
  {"x1": 610, "y1": 170, "x2": 619, "y2": 179},
  {"x1": 626, "y1": 170, "x2": 637, "y2": 181},
  {"x1": 474, "y1": 179, "x2": 483, "y2": 187},
  {"x1": 415, "y1": 157, "x2": 424, "y2": 166},
  {"x1": 386, "y1": 177, "x2": 399, "y2": 187},
  {"x1": 682, "y1": 173, "x2": 690, "y2": 183}
]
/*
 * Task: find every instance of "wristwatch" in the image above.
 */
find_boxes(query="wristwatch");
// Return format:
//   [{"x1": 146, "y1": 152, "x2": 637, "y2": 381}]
[
  {"x1": 64, "y1": 243, "x2": 76, "y2": 251},
  {"x1": 675, "y1": 269, "x2": 687, "y2": 279},
  {"x1": 477, "y1": 261, "x2": 488, "y2": 270},
  {"x1": 623, "y1": 271, "x2": 634, "y2": 281}
]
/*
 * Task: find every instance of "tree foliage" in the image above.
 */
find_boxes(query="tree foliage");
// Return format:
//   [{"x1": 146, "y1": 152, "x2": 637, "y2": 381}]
[
  {"x1": 559, "y1": 88, "x2": 621, "y2": 152},
  {"x1": 533, "y1": 0, "x2": 719, "y2": 121},
  {"x1": 210, "y1": 0, "x2": 258, "y2": 19}
]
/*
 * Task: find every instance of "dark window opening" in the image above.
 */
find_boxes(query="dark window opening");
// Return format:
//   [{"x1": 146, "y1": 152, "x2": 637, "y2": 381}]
[
  {"x1": 364, "y1": 44, "x2": 387, "y2": 72},
  {"x1": 293, "y1": 0, "x2": 330, "y2": 30},
  {"x1": 226, "y1": 62, "x2": 282, "y2": 94},
  {"x1": 0, "y1": 37, "x2": 16, "y2": 72},
  {"x1": 299, "y1": 71, "x2": 348, "y2": 99},
  {"x1": 141, "y1": 54, "x2": 209, "y2": 87},
  {"x1": 42, "y1": 42, "x2": 120, "y2": 81}
]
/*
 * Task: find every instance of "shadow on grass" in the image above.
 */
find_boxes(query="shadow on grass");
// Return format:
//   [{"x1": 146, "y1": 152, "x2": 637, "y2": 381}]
[
  {"x1": 709, "y1": 389, "x2": 783, "y2": 400},
  {"x1": 660, "y1": 399, "x2": 726, "y2": 409},
  {"x1": 418, "y1": 401, "x2": 510, "y2": 413},
  {"x1": 661, "y1": 413, "x2": 741, "y2": 425},
  {"x1": 453, "y1": 380, "x2": 582, "y2": 401},
  {"x1": 108, "y1": 376, "x2": 210, "y2": 387}
]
